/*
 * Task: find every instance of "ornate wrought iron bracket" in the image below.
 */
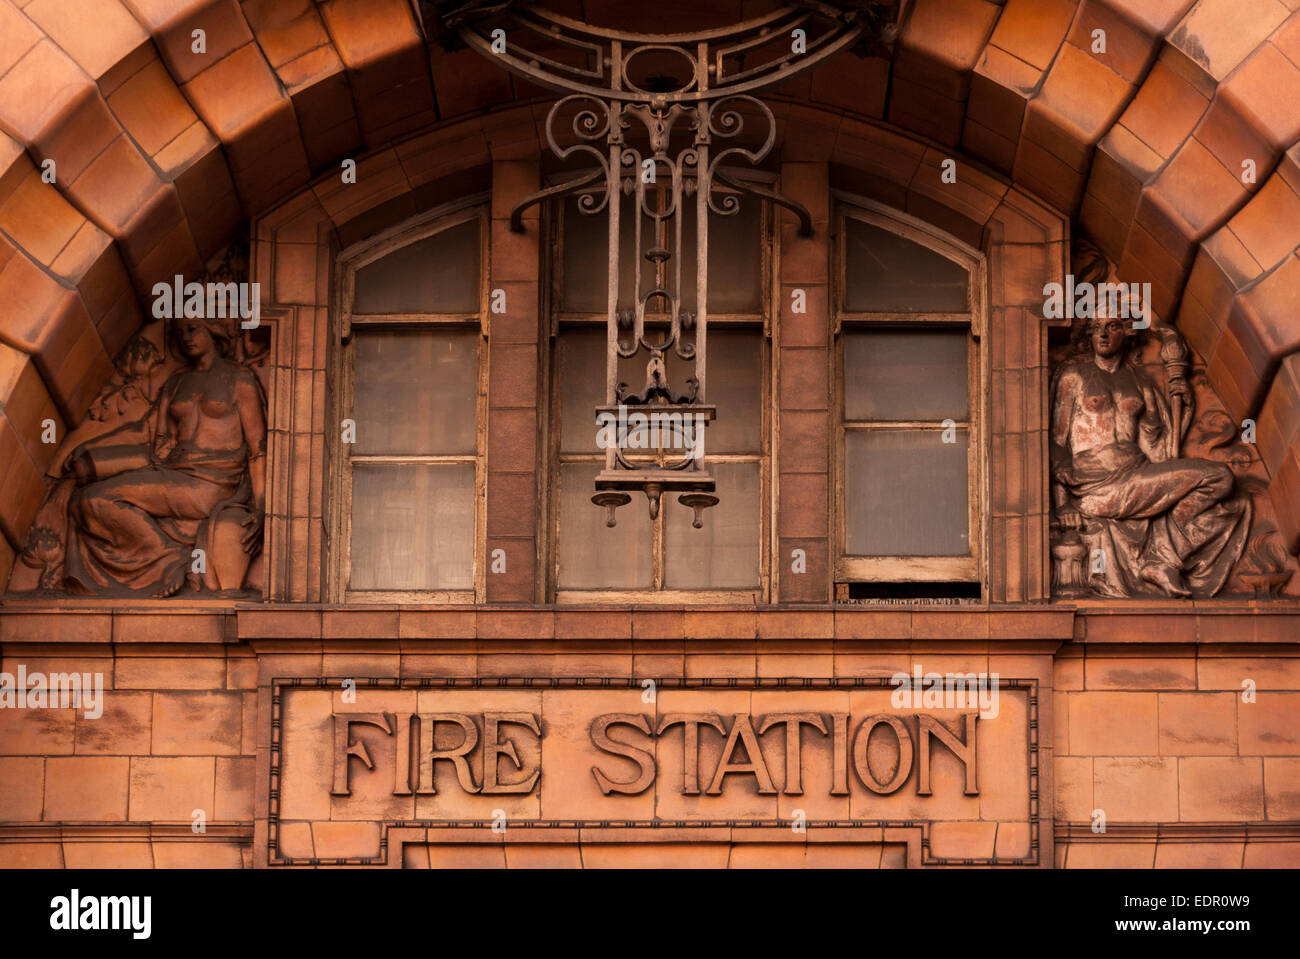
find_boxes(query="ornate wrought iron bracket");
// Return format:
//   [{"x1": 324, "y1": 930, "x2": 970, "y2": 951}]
[
  {"x1": 445, "y1": 2, "x2": 898, "y2": 526},
  {"x1": 509, "y1": 168, "x2": 813, "y2": 238}
]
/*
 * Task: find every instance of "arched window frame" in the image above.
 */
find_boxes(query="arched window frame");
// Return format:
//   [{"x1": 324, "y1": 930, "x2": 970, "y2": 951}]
[
  {"x1": 832, "y1": 193, "x2": 989, "y2": 595},
  {"x1": 326, "y1": 197, "x2": 491, "y2": 603}
]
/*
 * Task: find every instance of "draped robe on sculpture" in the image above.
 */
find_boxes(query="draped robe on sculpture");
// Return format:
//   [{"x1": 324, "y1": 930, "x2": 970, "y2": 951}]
[{"x1": 1051, "y1": 355, "x2": 1250, "y2": 598}]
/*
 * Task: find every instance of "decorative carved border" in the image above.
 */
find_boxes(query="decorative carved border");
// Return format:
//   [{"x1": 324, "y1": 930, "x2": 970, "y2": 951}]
[
  {"x1": 266, "y1": 676, "x2": 1040, "y2": 867},
  {"x1": 0, "y1": 823, "x2": 253, "y2": 842},
  {"x1": 1056, "y1": 822, "x2": 1300, "y2": 842}
]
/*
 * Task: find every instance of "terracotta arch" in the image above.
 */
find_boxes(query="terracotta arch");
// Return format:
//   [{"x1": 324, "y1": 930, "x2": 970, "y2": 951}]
[{"x1": 2, "y1": 0, "x2": 1299, "y2": 582}]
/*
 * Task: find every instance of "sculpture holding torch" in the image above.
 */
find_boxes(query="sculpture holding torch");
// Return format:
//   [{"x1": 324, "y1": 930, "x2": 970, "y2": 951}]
[{"x1": 1049, "y1": 308, "x2": 1250, "y2": 598}]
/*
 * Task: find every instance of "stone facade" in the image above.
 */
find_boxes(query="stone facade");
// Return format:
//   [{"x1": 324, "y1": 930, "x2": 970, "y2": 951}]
[{"x1": 1, "y1": 0, "x2": 1299, "y2": 868}]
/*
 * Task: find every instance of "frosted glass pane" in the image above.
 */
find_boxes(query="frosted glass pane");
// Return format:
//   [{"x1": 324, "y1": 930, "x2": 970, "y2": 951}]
[
  {"x1": 557, "y1": 463, "x2": 653, "y2": 588},
  {"x1": 680, "y1": 199, "x2": 762, "y2": 315},
  {"x1": 844, "y1": 218, "x2": 968, "y2": 313},
  {"x1": 845, "y1": 429, "x2": 968, "y2": 556},
  {"x1": 562, "y1": 195, "x2": 760, "y2": 316},
  {"x1": 677, "y1": 329, "x2": 760, "y2": 453},
  {"x1": 561, "y1": 194, "x2": 655, "y2": 313},
  {"x1": 353, "y1": 330, "x2": 477, "y2": 455},
  {"x1": 350, "y1": 464, "x2": 474, "y2": 590},
  {"x1": 353, "y1": 220, "x2": 479, "y2": 314},
  {"x1": 844, "y1": 329, "x2": 967, "y2": 421},
  {"x1": 665, "y1": 463, "x2": 760, "y2": 588},
  {"x1": 558, "y1": 327, "x2": 758, "y2": 456},
  {"x1": 558, "y1": 328, "x2": 655, "y2": 453}
]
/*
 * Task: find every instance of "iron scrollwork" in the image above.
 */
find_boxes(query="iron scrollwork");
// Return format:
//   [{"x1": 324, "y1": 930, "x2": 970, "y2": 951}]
[{"x1": 449, "y1": 2, "x2": 899, "y2": 524}]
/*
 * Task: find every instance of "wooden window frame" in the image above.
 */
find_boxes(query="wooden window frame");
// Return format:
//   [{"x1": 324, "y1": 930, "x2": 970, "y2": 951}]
[
  {"x1": 831, "y1": 195, "x2": 989, "y2": 591},
  {"x1": 327, "y1": 198, "x2": 490, "y2": 603},
  {"x1": 542, "y1": 174, "x2": 775, "y2": 604}
]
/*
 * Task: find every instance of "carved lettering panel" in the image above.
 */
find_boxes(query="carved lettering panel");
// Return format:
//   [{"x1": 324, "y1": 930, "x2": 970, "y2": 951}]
[{"x1": 267, "y1": 678, "x2": 1039, "y2": 866}]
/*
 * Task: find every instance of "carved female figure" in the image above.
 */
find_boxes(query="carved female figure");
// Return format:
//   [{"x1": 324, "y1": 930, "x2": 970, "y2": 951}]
[
  {"x1": 1050, "y1": 315, "x2": 1249, "y2": 597},
  {"x1": 63, "y1": 315, "x2": 267, "y2": 597}
]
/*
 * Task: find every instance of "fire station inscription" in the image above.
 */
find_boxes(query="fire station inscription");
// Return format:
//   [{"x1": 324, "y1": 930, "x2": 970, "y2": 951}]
[{"x1": 269, "y1": 678, "x2": 1038, "y2": 865}]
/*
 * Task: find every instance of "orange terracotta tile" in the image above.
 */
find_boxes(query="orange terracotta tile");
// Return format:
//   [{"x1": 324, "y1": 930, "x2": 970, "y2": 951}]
[
  {"x1": 1063, "y1": 840, "x2": 1157, "y2": 867},
  {"x1": 0, "y1": 756, "x2": 44, "y2": 819},
  {"x1": 74, "y1": 691, "x2": 152, "y2": 755},
  {"x1": 1154, "y1": 842, "x2": 1244, "y2": 867},
  {"x1": 214, "y1": 756, "x2": 254, "y2": 820},
  {"x1": 1157, "y1": 692, "x2": 1238, "y2": 754},
  {"x1": 1084, "y1": 655, "x2": 1198, "y2": 690},
  {"x1": 0, "y1": 40, "x2": 91, "y2": 143},
  {"x1": 317, "y1": 0, "x2": 435, "y2": 146},
  {"x1": 152, "y1": 691, "x2": 243, "y2": 755},
  {"x1": 1068, "y1": 691, "x2": 1159, "y2": 754},
  {"x1": 896, "y1": 0, "x2": 1000, "y2": 89},
  {"x1": 148, "y1": 0, "x2": 255, "y2": 85},
  {"x1": 1178, "y1": 756, "x2": 1265, "y2": 820},
  {"x1": 152, "y1": 840, "x2": 244, "y2": 867},
  {"x1": 1117, "y1": 57, "x2": 1208, "y2": 160},
  {"x1": 1054, "y1": 756, "x2": 1092, "y2": 819},
  {"x1": 129, "y1": 756, "x2": 215, "y2": 820},
  {"x1": 0, "y1": 0, "x2": 43, "y2": 79},
  {"x1": 1238, "y1": 692, "x2": 1300, "y2": 754},
  {"x1": 1222, "y1": 40, "x2": 1300, "y2": 148},
  {"x1": 241, "y1": 0, "x2": 332, "y2": 70},
  {"x1": 44, "y1": 756, "x2": 130, "y2": 820},
  {"x1": 114, "y1": 657, "x2": 227, "y2": 690},
  {"x1": 26, "y1": 0, "x2": 148, "y2": 80},
  {"x1": 1170, "y1": 0, "x2": 1290, "y2": 81},
  {"x1": 1264, "y1": 757, "x2": 1300, "y2": 818},
  {"x1": 62, "y1": 841, "x2": 154, "y2": 867}
]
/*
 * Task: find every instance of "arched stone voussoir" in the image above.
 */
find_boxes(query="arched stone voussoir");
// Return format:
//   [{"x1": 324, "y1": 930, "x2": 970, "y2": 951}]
[
  {"x1": 317, "y1": 0, "x2": 438, "y2": 150},
  {"x1": 889, "y1": 0, "x2": 1001, "y2": 148},
  {"x1": 963, "y1": 0, "x2": 1080, "y2": 176},
  {"x1": 178, "y1": 41, "x2": 313, "y2": 217},
  {"x1": 0, "y1": 151, "x2": 142, "y2": 362},
  {"x1": 1209, "y1": 253, "x2": 1300, "y2": 423},
  {"x1": 1078, "y1": 45, "x2": 1215, "y2": 265},
  {"x1": 0, "y1": 341, "x2": 65, "y2": 478},
  {"x1": 241, "y1": 0, "x2": 364, "y2": 171},
  {"x1": 1106, "y1": 50, "x2": 1293, "y2": 323},
  {"x1": 122, "y1": 0, "x2": 256, "y2": 86},
  {"x1": 100, "y1": 49, "x2": 243, "y2": 267},
  {"x1": 1257, "y1": 353, "x2": 1300, "y2": 552},
  {"x1": 1178, "y1": 146, "x2": 1300, "y2": 382},
  {"x1": 0, "y1": 238, "x2": 114, "y2": 430},
  {"x1": 0, "y1": 32, "x2": 209, "y2": 293}
]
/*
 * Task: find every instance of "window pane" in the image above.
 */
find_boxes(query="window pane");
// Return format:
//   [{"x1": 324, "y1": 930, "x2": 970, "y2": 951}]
[
  {"x1": 557, "y1": 463, "x2": 653, "y2": 588},
  {"x1": 350, "y1": 464, "x2": 474, "y2": 590},
  {"x1": 843, "y1": 217, "x2": 968, "y2": 313},
  {"x1": 845, "y1": 429, "x2": 968, "y2": 556},
  {"x1": 680, "y1": 198, "x2": 762, "y2": 315},
  {"x1": 353, "y1": 330, "x2": 477, "y2": 455},
  {"x1": 353, "y1": 219, "x2": 479, "y2": 314},
  {"x1": 683, "y1": 328, "x2": 760, "y2": 453},
  {"x1": 558, "y1": 328, "x2": 652, "y2": 453},
  {"x1": 561, "y1": 194, "x2": 654, "y2": 314},
  {"x1": 562, "y1": 195, "x2": 762, "y2": 316},
  {"x1": 844, "y1": 329, "x2": 968, "y2": 422},
  {"x1": 665, "y1": 463, "x2": 760, "y2": 588},
  {"x1": 559, "y1": 327, "x2": 758, "y2": 457}
]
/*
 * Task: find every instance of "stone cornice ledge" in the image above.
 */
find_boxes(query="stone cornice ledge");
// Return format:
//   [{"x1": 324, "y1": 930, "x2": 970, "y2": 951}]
[
  {"x1": 1075, "y1": 605, "x2": 1300, "y2": 643},
  {"x1": 1, "y1": 603, "x2": 1295, "y2": 645}
]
